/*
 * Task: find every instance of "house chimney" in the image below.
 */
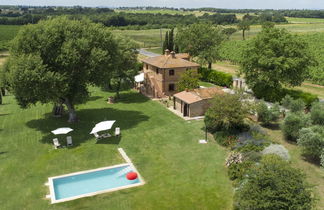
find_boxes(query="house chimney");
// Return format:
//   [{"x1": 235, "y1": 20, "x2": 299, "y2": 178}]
[
  {"x1": 170, "y1": 51, "x2": 176, "y2": 58},
  {"x1": 164, "y1": 49, "x2": 170, "y2": 56}
]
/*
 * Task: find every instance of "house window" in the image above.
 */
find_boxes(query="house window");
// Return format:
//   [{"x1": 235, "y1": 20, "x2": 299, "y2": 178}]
[
  {"x1": 145, "y1": 64, "x2": 148, "y2": 70},
  {"x1": 169, "y1": 84, "x2": 175, "y2": 91},
  {"x1": 156, "y1": 68, "x2": 159, "y2": 74},
  {"x1": 169, "y1": 69, "x2": 175, "y2": 76}
]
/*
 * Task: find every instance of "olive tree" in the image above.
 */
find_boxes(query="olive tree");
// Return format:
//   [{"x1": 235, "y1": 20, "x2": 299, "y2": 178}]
[{"x1": 5, "y1": 17, "x2": 118, "y2": 122}]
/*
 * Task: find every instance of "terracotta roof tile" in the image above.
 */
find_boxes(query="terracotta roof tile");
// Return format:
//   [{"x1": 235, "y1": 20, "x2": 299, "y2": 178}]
[
  {"x1": 174, "y1": 87, "x2": 225, "y2": 104},
  {"x1": 142, "y1": 54, "x2": 199, "y2": 69}
]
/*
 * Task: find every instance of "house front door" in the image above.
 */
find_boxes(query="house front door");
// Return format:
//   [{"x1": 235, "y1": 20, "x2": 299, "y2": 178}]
[{"x1": 184, "y1": 103, "x2": 188, "y2": 117}]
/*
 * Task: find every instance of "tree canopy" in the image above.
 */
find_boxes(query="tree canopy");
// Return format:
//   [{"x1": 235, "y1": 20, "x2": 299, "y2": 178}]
[
  {"x1": 176, "y1": 23, "x2": 226, "y2": 69},
  {"x1": 5, "y1": 17, "x2": 120, "y2": 122},
  {"x1": 176, "y1": 69, "x2": 200, "y2": 92},
  {"x1": 241, "y1": 27, "x2": 316, "y2": 100},
  {"x1": 205, "y1": 93, "x2": 248, "y2": 132},
  {"x1": 234, "y1": 155, "x2": 314, "y2": 210},
  {"x1": 109, "y1": 36, "x2": 139, "y2": 99}
]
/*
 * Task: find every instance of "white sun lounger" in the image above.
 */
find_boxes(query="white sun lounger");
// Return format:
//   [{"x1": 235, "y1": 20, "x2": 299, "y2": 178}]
[
  {"x1": 53, "y1": 138, "x2": 61, "y2": 149},
  {"x1": 67, "y1": 136, "x2": 73, "y2": 146}
]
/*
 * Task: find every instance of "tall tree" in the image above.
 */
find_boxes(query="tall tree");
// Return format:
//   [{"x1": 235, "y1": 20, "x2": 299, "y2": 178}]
[
  {"x1": 162, "y1": 31, "x2": 169, "y2": 54},
  {"x1": 110, "y1": 37, "x2": 138, "y2": 99},
  {"x1": 176, "y1": 23, "x2": 226, "y2": 69},
  {"x1": 168, "y1": 28, "x2": 174, "y2": 51},
  {"x1": 237, "y1": 20, "x2": 251, "y2": 40},
  {"x1": 241, "y1": 27, "x2": 316, "y2": 100},
  {"x1": 5, "y1": 17, "x2": 118, "y2": 122}
]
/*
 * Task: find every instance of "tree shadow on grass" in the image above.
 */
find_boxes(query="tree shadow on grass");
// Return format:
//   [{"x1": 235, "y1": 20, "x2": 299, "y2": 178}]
[
  {"x1": 95, "y1": 136, "x2": 121, "y2": 145},
  {"x1": 26, "y1": 107, "x2": 149, "y2": 147},
  {"x1": 262, "y1": 123, "x2": 281, "y2": 130},
  {"x1": 87, "y1": 96, "x2": 103, "y2": 102},
  {"x1": 0, "y1": 113, "x2": 10, "y2": 117},
  {"x1": 115, "y1": 92, "x2": 149, "y2": 104},
  {"x1": 301, "y1": 154, "x2": 321, "y2": 166}
]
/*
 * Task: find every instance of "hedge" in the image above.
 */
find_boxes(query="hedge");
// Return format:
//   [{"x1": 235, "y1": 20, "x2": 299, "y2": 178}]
[
  {"x1": 252, "y1": 84, "x2": 318, "y2": 107},
  {"x1": 198, "y1": 67, "x2": 232, "y2": 87}
]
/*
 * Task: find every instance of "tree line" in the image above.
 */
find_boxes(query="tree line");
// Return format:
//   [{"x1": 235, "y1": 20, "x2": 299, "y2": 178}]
[{"x1": 0, "y1": 9, "x2": 287, "y2": 28}]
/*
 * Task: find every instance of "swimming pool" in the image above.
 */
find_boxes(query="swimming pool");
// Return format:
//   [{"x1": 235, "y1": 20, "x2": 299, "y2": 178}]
[{"x1": 48, "y1": 163, "x2": 144, "y2": 203}]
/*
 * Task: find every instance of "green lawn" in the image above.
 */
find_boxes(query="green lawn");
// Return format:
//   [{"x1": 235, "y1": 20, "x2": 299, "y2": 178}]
[
  {"x1": 199, "y1": 81, "x2": 216, "y2": 88},
  {"x1": 0, "y1": 87, "x2": 233, "y2": 209}
]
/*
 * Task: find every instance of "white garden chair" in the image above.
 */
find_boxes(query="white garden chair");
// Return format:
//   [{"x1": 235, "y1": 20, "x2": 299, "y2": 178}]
[
  {"x1": 115, "y1": 127, "x2": 120, "y2": 137},
  {"x1": 67, "y1": 136, "x2": 73, "y2": 146},
  {"x1": 53, "y1": 138, "x2": 61, "y2": 149}
]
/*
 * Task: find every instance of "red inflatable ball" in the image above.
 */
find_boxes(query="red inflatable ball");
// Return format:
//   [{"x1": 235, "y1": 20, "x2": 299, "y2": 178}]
[{"x1": 126, "y1": 172, "x2": 138, "y2": 180}]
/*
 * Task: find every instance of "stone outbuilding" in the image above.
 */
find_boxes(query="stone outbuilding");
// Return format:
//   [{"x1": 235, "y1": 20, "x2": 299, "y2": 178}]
[{"x1": 173, "y1": 87, "x2": 225, "y2": 117}]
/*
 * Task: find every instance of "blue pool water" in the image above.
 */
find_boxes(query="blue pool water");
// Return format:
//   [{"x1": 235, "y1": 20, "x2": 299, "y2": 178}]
[{"x1": 53, "y1": 165, "x2": 140, "y2": 200}]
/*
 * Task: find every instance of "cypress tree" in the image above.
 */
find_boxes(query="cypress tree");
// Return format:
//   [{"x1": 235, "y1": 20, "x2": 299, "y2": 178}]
[
  {"x1": 168, "y1": 28, "x2": 174, "y2": 51},
  {"x1": 162, "y1": 31, "x2": 169, "y2": 54}
]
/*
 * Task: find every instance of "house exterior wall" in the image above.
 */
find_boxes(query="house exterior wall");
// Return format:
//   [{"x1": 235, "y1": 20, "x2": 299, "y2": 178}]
[
  {"x1": 143, "y1": 63, "x2": 198, "y2": 97},
  {"x1": 174, "y1": 97, "x2": 183, "y2": 113},
  {"x1": 174, "y1": 97, "x2": 212, "y2": 118},
  {"x1": 188, "y1": 100, "x2": 209, "y2": 117}
]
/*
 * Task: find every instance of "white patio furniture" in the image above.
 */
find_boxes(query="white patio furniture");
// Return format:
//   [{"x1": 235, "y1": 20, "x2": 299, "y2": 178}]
[
  {"x1": 115, "y1": 127, "x2": 120, "y2": 136},
  {"x1": 90, "y1": 121, "x2": 116, "y2": 139},
  {"x1": 53, "y1": 138, "x2": 61, "y2": 149},
  {"x1": 67, "y1": 136, "x2": 73, "y2": 146},
  {"x1": 51, "y1": 127, "x2": 73, "y2": 135}
]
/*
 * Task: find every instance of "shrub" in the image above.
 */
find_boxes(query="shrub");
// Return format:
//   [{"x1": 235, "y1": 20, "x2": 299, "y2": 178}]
[
  {"x1": 281, "y1": 95, "x2": 294, "y2": 109},
  {"x1": 233, "y1": 130, "x2": 270, "y2": 153},
  {"x1": 310, "y1": 102, "x2": 324, "y2": 125},
  {"x1": 261, "y1": 144, "x2": 290, "y2": 161},
  {"x1": 256, "y1": 101, "x2": 280, "y2": 125},
  {"x1": 297, "y1": 126, "x2": 324, "y2": 161},
  {"x1": 198, "y1": 67, "x2": 232, "y2": 87},
  {"x1": 284, "y1": 89, "x2": 318, "y2": 107},
  {"x1": 252, "y1": 85, "x2": 318, "y2": 106},
  {"x1": 242, "y1": 151, "x2": 262, "y2": 162},
  {"x1": 205, "y1": 93, "x2": 248, "y2": 132},
  {"x1": 213, "y1": 131, "x2": 238, "y2": 147},
  {"x1": 281, "y1": 113, "x2": 311, "y2": 141},
  {"x1": 281, "y1": 95, "x2": 306, "y2": 112},
  {"x1": 234, "y1": 155, "x2": 314, "y2": 210},
  {"x1": 228, "y1": 161, "x2": 254, "y2": 181},
  {"x1": 225, "y1": 151, "x2": 243, "y2": 167},
  {"x1": 252, "y1": 83, "x2": 285, "y2": 102}
]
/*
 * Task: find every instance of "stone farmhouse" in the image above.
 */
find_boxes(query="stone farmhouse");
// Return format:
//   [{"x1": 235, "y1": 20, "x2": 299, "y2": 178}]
[{"x1": 140, "y1": 50, "x2": 200, "y2": 98}]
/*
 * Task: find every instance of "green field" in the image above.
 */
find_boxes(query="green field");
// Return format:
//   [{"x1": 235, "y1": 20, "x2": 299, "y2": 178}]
[
  {"x1": 0, "y1": 25, "x2": 22, "y2": 50},
  {"x1": 113, "y1": 29, "x2": 164, "y2": 48},
  {"x1": 115, "y1": 9, "x2": 212, "y2": 17},
  {"x1": 286, "y1": 17, "x2": 324, "y2": 24},
  {"x1": 0, "y1": 87, "x2": 233, "y2": 209}
]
